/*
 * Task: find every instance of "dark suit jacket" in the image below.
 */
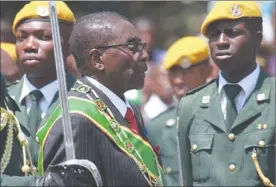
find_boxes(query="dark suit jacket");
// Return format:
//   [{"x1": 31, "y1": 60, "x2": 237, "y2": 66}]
[
  {"x1": 43, "y1": 78, "x2": 151, "y2": 186},
  {"x1": 42, "y1": 77, "x2": 150, "y2": 186},
  {"x1": 1, "y1": 73, "x2": 76, "y2": 186},
  {"x1": 178, "y1": 70, "x2": 275, "y2": 186}
]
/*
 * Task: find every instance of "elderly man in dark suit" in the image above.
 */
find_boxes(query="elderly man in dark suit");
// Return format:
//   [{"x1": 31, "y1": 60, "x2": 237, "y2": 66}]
[{"x1": 37, "y1": 12, "x2": 164, "y2": 186}]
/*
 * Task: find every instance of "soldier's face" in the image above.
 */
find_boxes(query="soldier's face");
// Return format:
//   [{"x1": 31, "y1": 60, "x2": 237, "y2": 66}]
[
  {"x1": 168, "y1": 63, "x2": 210, "y2": 100},
  {"x1": 15, "y1": 21, "x2": 70, "y2": 80},
  {"x1": 1, "y1": 49, "x2": 23, "y2": 82},
  {"x1": 208, "y1": 20, "x2": 256, "y2": 75},
  {"x1": 98, "y1": 19, "x2": 149, "y2": 93}
]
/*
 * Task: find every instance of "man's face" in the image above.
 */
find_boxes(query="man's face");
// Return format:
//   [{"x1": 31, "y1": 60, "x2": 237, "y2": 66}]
[
  {"x1": 208, "y1": 20, "x2": 256, "y2": 74},
  {"x1": 1, "y1": 49, "x2": 23, "y2": 82},
  {"x1": 15, "y1": 21, "x2": 70, "y2": 79},
  {"x1": 99, "y1": 19, "x2": 149, "y2": 93},
  {"x1": 168, "y1": 63, "x2": 210, "y2": 100},
  {"x1": 1, "y1": 19, "x2": 15, "y2": 43}
]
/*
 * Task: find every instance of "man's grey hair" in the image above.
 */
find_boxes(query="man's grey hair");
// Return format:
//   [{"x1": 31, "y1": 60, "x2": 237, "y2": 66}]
[{"x1": 69, "y1": 11, "x2": 129, "y2": 72}]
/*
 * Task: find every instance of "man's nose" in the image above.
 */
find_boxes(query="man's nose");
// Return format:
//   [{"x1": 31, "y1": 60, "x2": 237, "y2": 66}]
[
  {"x1": 140, "y1": 48, "x2": 149, "y2": 62},
  {"x1": 172, "y1": 74, "x2": 184, "y2": 85},
  {"x1": 216, "y1": 32, "x2": 230, "y2": 50},
  {"x1": 133, "y1": 48, "x2": 149, "y2": 63},
  {"x1": 23, "y1": 36, "x2": 38, "y2": 53}
]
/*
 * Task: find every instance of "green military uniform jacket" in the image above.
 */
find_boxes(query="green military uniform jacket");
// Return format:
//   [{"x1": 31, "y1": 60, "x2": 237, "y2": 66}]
[
  {"x1": 0, "y1": 73, "x2": 18, "y2": 111},
  {"x1": 178, "y1": 70, "x2": 275, "y2": 186},
  {"x1": 0, "y1": 74, "x2": 23, "y2": 185},
  {"x1": 0, "y1": 73, "x2": 76, "y2": 186},
  {"x1": 146, "y1": 106, "x2": 180, "y2": 186}
]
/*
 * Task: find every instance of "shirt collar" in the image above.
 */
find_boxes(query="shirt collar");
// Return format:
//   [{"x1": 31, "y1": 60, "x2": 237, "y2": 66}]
[
  {"x1": 218, "y1": 65, "x2": 260, "y2": 97},
  {"x1": 85, "y1": 76, "x2": 131, "y2": 116},
  {"x1": 40, "y1": 79, "x2": 59, "y2": 104},
  {"x1": 20, "y1": 75, "x2": 37, "y2": 104},
  {"x1": 19, "y1": 75, "x2": 59, "y2": 105}
]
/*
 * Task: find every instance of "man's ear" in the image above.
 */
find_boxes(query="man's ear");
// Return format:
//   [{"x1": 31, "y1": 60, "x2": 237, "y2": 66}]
[{"x1": 88, "y1": 49, "x2": 105, "y2": 71}]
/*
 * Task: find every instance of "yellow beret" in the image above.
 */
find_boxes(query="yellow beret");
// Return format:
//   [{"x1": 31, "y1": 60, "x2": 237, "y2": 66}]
[
  {"x1": 163, "y1": 36, "x2": 209, "y2": 71},
  {"x1": 13, "y1": 1, "x2": 75, "y2": 34},
  {"x1": 201, "y1": 1, "x2": 262, "y2": 37},
  {"x1": 1, "y1": 43, "x2": 17, "y2": 61}
]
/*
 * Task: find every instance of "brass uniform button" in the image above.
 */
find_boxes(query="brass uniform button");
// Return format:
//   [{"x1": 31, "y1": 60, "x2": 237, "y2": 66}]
[
  {"x1": 228, "y1": 133, "x2": 235, "y2": 141},
  {"x1": 22, "y1": 165, "x2": 30, "y2": 173},
  {"x1": 258, "y1": 140, "x2": 265, "y2": 147},
  {"x1": 35, "y1": 136, "x2": 39, "y2": 143},
  {"x1": 229, "y1": 164, "x2": 236, "y2": 172},
  {"x1": 31, "y1": 166, "x2": 37, "y2": 173},
  {"x1": 166, "y1": 167, "x2": 172, "y2": 174},
  {"x1": 191, "y1": 144, "x2": 197, "y2": 152}
]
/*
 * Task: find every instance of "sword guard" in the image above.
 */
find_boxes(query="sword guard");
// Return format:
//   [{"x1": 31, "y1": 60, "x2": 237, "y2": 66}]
[{"x1": 40, "y1": 159, "x2": 102, "y2": 186}]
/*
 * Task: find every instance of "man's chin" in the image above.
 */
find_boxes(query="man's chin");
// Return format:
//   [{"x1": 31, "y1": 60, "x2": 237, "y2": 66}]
[
  {"x1": 26, "y1": 73, "x2": 49, "y2": 79},
  {"x1": 127, "y1": 81, "x2": 144, "y2": 91}
]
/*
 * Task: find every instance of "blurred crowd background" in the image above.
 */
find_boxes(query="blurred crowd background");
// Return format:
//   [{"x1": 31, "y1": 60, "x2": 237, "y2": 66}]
[{"x1": 1, "y1": 1, "x2": 275, "y2": 123}]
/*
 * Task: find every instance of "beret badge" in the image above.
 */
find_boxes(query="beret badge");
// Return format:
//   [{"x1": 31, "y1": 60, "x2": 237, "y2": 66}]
[
  {"x1": 36, "y1": 6, "x2": 49, "y2": 17},
  {"x1": 231, "y1": 4, "x2": 242, "y2": 17}
]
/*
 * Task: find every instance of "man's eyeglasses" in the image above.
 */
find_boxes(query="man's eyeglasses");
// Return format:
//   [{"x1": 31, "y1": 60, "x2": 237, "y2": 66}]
[{"x1": 96, "y1": 42, "x2": 147, "y2": 53}]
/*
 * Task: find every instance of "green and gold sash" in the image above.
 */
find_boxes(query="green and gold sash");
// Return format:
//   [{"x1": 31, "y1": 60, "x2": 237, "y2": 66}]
[{"x1": 37, "y1": 90, "x2": 164, "y2": 186}]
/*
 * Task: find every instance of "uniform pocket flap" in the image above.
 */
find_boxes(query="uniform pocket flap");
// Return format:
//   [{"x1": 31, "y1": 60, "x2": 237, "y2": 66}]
[
  {"x1": 244, "y1": 130, "x2": 275, "y2": 150},
  {"x1": 244, "y1": 143, "x2": 275, "y2": 150},
  {"x1": 189, "y1": 134, "x2": 214, "y2": 153}
]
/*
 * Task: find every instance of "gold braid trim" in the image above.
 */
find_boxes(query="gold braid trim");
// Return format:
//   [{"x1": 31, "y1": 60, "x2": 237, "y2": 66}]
[
  {"x1": 0, "y1": 112, "x2": 14, "y2": 174},
  {"x1": 252, "y1": 148, "x2": 275, "y2": 187},
  {"x1": 0, "y1": 103, "x2": 37, "y2": 176}
]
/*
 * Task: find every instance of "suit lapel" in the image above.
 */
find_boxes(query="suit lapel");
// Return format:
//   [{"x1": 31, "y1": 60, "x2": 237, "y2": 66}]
[
  {"x1": 130, "y1": 103, "x2": 147, "y2": 138},
  {"x1": 231, "y1": 70, "x2": 271, "y2": 131},
  {"x1": 14, "y1": 105, "x2": 29, "y2": 132},
  {"x1": 8, "y1": 78, "x2": 23, "y2": 105},
  {"x1": 200, "y1": 80, "x2": 226, "y2": 132},
  {"x1": 81, "y1": 77, "x2": 128, "y2": 127},
  {"x1": 8, "y1": 79, "x2": 30, "y2": 133}
]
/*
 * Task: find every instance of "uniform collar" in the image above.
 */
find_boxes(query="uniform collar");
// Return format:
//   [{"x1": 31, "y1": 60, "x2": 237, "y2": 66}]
[
  {"x1": 19, "y1": 75, "x2": 59, "y2": 105},
  {"x1": 218, "y1": 64, "x2": 260, "y2": 98},
  {"x1": 85, "y1": 76, "x2": 132, "y2": 116}
]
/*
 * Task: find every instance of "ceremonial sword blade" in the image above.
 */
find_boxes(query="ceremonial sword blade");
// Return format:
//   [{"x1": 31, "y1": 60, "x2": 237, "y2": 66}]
[{"x1": 48, "y1": 1, "x2": 75, "y2": 160}]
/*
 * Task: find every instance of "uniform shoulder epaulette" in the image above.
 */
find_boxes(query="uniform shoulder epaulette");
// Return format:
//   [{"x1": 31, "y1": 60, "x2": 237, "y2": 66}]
[
  {"x1": 185, "y1": 78, "x2": 216, "y2": 96},
  {"x1": 71, "y1": 80, "x2": 92, "y2": 94},
  {"x1": 6, "y1": 80, "x2": 19, "y2": 88}
]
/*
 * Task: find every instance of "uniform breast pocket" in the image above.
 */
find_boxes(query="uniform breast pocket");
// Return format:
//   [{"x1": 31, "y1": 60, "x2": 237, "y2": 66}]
[
  {"x1": 189, "y1": 133, "x2": 214, "y2": 181},
  {"x1": 243, "y1": 130, "x2": 275, "y2": 180}
]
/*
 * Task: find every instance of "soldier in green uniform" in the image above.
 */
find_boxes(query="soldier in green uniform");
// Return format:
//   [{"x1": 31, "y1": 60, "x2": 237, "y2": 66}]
[
  {"x1": 2, "y1": 1, "x2": 76, "y2": 186},
  {"x1": 146, "y1": 36, "x2": 212, "y2": 186},
  {"x1": 178, "y1": 1, "x2": 275, "y2": 186},
  {"x1": 0, "y1": 73, "x2": 36, "y2": 183}
]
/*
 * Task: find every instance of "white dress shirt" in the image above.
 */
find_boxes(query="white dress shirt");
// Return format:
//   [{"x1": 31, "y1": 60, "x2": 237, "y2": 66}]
[
  {"x1": 218, "y1": 65, "x2": 260, "y2": 120},
  {"x1": 86, "y1": 76, "x2": 132, "y2": 117},
  {"x1": 19, "y1": 75, "x2": 59, "y2": 119}
]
